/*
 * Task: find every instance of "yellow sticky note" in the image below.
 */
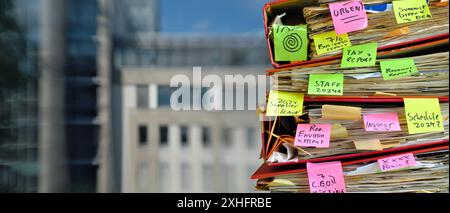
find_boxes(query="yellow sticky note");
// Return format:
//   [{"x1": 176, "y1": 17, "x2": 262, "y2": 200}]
[
  {"x1": 313, "y1": 31, "x2": 351, "y2": 55},
  {"x1": 353, "y1": 139, "x2": 383, "y2": 151},
  {"x1": 322, "y1": 105, "x2": 362, "y2": 121},
  {"x1": 330, "y1": 123, "x2": 348, "y2": 139},
  {"x1": 268, "y1": 179, "x2": 296, "y2": 187},
  {"x1": 393, "y1": 0, "x2": 432, "y2": 24},
  {"x1": 266, "y1": 90, "x2": 304, "y2": 116},
  {"x1": 404, "y1": 98, "x2": 444, "y2": 134}
]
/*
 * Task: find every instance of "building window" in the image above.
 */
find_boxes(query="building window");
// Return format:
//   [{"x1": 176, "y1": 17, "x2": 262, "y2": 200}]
[
  {"x1": 222, "y1": 127, "x2": 232, "y2": 148},
  {"x1": 137, "y1": 85, "x2": 149, "y2": 108},
  {"x1": 157, "y1": 85, "x2": 210, "y2": 109},
  {"x1": 158, "y1": 86, "x2": 177, "y2": 107},
  {"x1": 138, "y1": 125, "x2": 147, "y2": 145},
  {"x1": 180, "y1": 126, "x2": 189, "y2": 146},
  {"x1": 202, "y1": 126, "x2": 211, "y2": 147},
  {"x1": 159, "y1": 125, "x2": 168, "y2": 146}
]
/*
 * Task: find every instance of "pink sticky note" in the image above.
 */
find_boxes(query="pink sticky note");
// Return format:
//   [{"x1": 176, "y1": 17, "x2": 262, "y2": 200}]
[
  {"x1": 329, "y1": 0, "x2": 368, "y2": 34},
  {"x1": 363, "y1": 112, "x2": 401, "y2": 132},
  {"x1": 377, "y1": 153, "x2": 417, "y2": 172},
  {"x1": 295, "y1": 124, "x2": 331, "y2": 148},
  {"x1": 307, "y1": 161, "x2": 346, "y2": 193}
]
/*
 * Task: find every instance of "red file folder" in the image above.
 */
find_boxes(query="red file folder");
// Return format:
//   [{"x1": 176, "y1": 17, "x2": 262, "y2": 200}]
[
  {"x1": 259, "y1": 96, "x2": 449, "y2": 164},
  {"x1": 266, "y1": 36, "x2": 449, "y2": 74},
  {"x1": 263, "y1": 0, "x2": 449, "y2": 68},
  {"x1": 251, "y1": 140, "x2": 449, "y2": 179}
]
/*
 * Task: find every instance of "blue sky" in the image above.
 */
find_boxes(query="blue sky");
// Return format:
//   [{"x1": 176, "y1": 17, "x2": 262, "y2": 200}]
[{"x1": 160, "y1": 0, "x2": 266, "y2": 33}]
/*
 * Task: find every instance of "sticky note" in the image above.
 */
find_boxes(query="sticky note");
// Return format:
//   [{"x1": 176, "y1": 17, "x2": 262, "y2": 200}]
[
  {"x1": 266, "y1": 90, "x2": 304, "y2": 116},
  {"x1": 404, "y1": 98, "x2": 444, "y2": 134},
  {"x1": 331, "y1": 123, "x2": 349, "y2": 139},
  {"x1": 353, "y1": 139, "x2": 383, "y2": 151},
  {"x1": 307, "y1": 161, "x2": 346, "y2": 193},
  {"x1": 295, "y1": 124, "x2": 332, "y2": 148},
  {"x1": 313, "y1": 31, "x2": 351, "y2": 55},
  {"x1": 268, "y1": 179, "x2": 296, "y2": 187},
  {"x1": 378, "y1": 153, "x2": 417, "y2": 172},
  {"x1": 363, "y1": 113, "x2": 402, "y2": 132},
  {"x1": 380, "y1": 58, "x2": 418, "y2": 80},
  {"x1": 329, "y1": 0, "x2": 368, "y2": 34},
  {"x1": 393, "y1": 0, "x2": 432, "y2": 24},
  {"x1": 308, "y1": 73, "x2": 344, "y2": 96},
  {"x1": 322, "y1": 105, "x2": 362, "y2": 121},
  {"x1": 341, "y1": 42, "x2": 377, "y2": 68},
  {"x1": 273, "y1": 24, "x2": 308, "y2": 62}
]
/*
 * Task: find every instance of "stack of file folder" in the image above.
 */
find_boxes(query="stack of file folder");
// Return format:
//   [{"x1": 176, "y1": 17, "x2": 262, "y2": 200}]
[
  {"x1": 253, "y1": 0, "x2": 449, "y2": 193},
  {"x1": 271, "y1": 51, "x2": 449, "y2": 96},
  {"x1": 254, "y1": 147, "x2": 449, "y2": 193},
  {"x1": 305, "y1": 0, "x2": 449, "y2": 59},
  {"x1": 263, "y1": 0, "x2": 449, "y2": 68}
]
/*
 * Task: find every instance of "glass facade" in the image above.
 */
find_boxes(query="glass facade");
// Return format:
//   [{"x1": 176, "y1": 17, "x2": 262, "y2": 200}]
[
  {"x1": 0, "y1": 0, "x2": 99, "y2": 192},
  {"x1": 1, "y1": 0, "x2": 38, "y2": 193},
  {"x1": 114, "y1": 36, "x2": 269, "y2": 68},
  {"x1": 64, "y1": 0, "x2": 99, "y2": 193}
]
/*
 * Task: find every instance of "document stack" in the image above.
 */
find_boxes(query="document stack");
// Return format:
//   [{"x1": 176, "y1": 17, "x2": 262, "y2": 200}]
[{"x1": 252, "y1": 0, "x2": 449, "y2": 193}]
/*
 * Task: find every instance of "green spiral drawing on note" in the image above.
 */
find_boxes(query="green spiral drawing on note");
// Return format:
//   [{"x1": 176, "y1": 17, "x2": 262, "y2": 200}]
[{"x1": 283, "y1": 33, "x2": 303, "y2": 52}]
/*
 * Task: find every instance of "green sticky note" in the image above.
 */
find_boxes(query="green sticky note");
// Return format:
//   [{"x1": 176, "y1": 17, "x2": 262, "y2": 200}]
[
  {"x1": 341, "y1": 42, "x2": 377, "y2": 68},
  {"x1": 380, "y1": 58, "x2": 419, "y2": 80},
  {"x1": 313, "y1": 31, "x2": 351, "y2": 55},
  {"x1": 393, "y1": 0, "x2": 432, "y2": 24},
  {"x1": 404, "y1": 98, "x2": 444, "y2": 134},
  {"x1": 273, "y1": 24, "x2": 308, "y2": 62},
  {"x1": 308, "y1": 74, "x2": 344, "y2": 96},
  {"x1": 266, "y1": 90, "x2": 304, "y2": 116}
]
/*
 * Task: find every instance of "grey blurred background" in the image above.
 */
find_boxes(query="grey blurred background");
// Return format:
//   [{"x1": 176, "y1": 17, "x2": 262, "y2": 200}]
[{"x1": 0, "y1": 0, "x2": 270, "y2": 192}]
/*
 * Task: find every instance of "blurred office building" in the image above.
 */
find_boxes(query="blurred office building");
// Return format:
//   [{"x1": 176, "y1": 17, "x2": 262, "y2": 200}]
[
  {"x1": 0, "y1": 0, "x2": 269, "y2": 193},
  {"x1": 113, "y1": 0, "x2": 269, "y2": 193},
  {"x1": 1, "y1": 0, "x2": 99, "y2": 192}
]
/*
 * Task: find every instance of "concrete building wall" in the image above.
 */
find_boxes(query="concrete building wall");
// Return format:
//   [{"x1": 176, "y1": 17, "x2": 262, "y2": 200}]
[{"x1": 120, "y1": 68, "x2": 265, "y2": 192}]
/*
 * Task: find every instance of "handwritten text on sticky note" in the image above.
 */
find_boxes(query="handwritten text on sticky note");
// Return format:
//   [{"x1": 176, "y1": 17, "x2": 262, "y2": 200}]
[
  {"x1": 363, "y1": 113, "x2": 402, "y2": 132},
  {"x1": 313, "y1": 31, "x2": 351, "y2": 55},
  {"x1": 295, "y1": 124, "x2": 332, "y2": 148},
  {"x1": 393, "y1": 0, "x2": 432, "y2": 24},
  {"x1": 378, "y1": 153, "x2": 416, "y2": 172},
  {"x1": 308, "y1": 74, "x2": 344, "y2": 96},
  {"x1": 341, "y1": 42, "x2": 377, "y2": 68},
  {"x1": 329, "y1": 0, "x2": 368, "y2": 34},
  {"x1": 404, "y1": 98, "x2": 444, "y2": 134},
  {"x1": 380, "y1": 58, "x2": 418, "y2": 80},
  {"x1": 307, "y1": 161, "x2": 346, "y2": 193},
  {"x1": 273, "y1": 24, "x2": 308, "y2": 62},
  {"x1": 266, "y1": 90, "x2": 304, "y2": 116}
]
